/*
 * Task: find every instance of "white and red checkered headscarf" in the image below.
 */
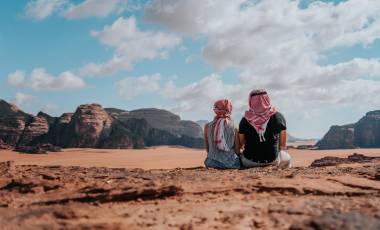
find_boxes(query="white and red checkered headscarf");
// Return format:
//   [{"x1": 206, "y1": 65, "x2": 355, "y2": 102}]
[
  {"x1": 212, "y1": 99, "x2": 232, "y2": 151},
  {"x1": 244, "y1": 89, "x2": 276, "y2": 142}
]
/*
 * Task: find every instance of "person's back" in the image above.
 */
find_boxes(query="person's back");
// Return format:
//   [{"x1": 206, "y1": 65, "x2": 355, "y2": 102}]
[
  {"x1": 239, "y1": 112, "x2": 286, "y2": 163},
  {"x1": 204, "y1": 99, "x2": 240, "y2": 169},
  {"x1": 238, "y1": 89, "x2": 291, "y2": 168},
  {"x1": 204, "y1": 119, "x2": 240, "y2": 169}
]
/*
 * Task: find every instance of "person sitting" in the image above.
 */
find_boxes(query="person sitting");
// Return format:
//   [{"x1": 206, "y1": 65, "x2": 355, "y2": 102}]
[
  {"x1": 237, "y1": 89, "x2": 291, "y2": 168},
  {"x1": 204, "y1": 99, "x2": 241, "y2": 169}
]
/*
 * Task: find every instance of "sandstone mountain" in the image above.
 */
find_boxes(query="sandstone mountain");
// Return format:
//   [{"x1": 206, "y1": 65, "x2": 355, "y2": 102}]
[
  {"x1": 107, "y1": 108, "x2": 203, "y2": 139},
  {"x1": 0, "y1": 100, "x2": 32, "y2": 147},
  {"x1": 317, "y1": 110, "x2": 380, "y2": 149},
  {"x1": 0, "y1": 99, "x2": 204, "y2": 150}
]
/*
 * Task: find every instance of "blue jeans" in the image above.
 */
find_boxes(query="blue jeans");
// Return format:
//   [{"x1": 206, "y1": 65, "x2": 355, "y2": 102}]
[{"x1": 204, "y1": 157, "x2": 241, "y2": 169}]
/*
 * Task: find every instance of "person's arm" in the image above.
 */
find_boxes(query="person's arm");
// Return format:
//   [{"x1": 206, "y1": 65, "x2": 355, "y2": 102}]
[
  {"x1": 204, "y1": 124, "x2": 209, "y2": 153},
  {"x1": 234, "y1": 128, "x2": 241, "y2": 155},
  {"x1": 238, "y1": 133, "x2": 246, "y2": 153},
  {"x1": 279, "y1": 130, "x2": 287, "y2": 151}
]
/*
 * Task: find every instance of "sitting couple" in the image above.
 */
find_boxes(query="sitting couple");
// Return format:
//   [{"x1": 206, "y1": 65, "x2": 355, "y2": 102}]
[{"x1": 204, "y1": 89, "x2": 291, "y2": 169}]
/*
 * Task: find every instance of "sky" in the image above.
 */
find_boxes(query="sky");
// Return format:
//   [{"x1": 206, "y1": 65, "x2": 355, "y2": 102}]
[{"x1": 1, "y1": 0, "x2": 380, "y2": 139}]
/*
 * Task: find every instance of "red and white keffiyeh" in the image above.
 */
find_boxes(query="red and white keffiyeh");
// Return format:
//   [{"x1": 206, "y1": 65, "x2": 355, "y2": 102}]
[
  {"x1": 212, "y1": 99, "x2": 232, "y2": 151},
  {"x1": 244, "y1": 89, "x2": 276, "y2": 142}
]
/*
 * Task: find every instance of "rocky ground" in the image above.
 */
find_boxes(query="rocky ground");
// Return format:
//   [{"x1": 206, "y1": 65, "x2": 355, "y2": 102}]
[{"x1": 0, "y1": 154, "x2": 379, "y2": 230}]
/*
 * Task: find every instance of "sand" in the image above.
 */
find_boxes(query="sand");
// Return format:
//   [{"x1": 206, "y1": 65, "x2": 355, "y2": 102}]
[
  {"x1": 0, "y1": 146, "x2": 380, "y2": 169},
  {"x1": 1, "y1": 153, "x2": 379, "y2": 229}
]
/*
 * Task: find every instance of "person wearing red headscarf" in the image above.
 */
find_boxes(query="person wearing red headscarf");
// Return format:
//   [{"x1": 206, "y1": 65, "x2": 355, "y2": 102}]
[
  {"x1": 237, "y1": 89, "x2": 291, "y2": 168},
  {"x1": 204, "y1": 99, "x2": 241, "y2": 169}
]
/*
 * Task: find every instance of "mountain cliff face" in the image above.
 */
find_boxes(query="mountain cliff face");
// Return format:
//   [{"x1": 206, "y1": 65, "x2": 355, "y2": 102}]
[
  {"x1": 105, "y1": 108, "x2": 204, "y2": 148},
  {"x1": 110, "y1": 108, "x2": 203, "y2": 139},
  {"x1": 0, "y1": 100, "x2": 204, "y2": 150},
  {"x1": 354, "y1": 111, "x2": 380, "y2": 148},
  {"x1": 317, "y1": 110, "x2": 380, "y2": 149},
  {"x1": 316, "y1": 124, "x2": 355, "y2": 150},
  {"x1": 65, "y1": 104, "x2": 113, "y2": 148},
  {"x1": 0, "y1": 100, "x2": 32, "y2": 147}
]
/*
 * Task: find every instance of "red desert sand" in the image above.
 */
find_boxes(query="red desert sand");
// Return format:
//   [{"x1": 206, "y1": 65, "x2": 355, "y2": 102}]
[
  {"x1": 0, "y1": 146, "x2": 380, "y2": 169},
  {"x1": 1, "y1": 146, "x2": 380, "y2": 229}
]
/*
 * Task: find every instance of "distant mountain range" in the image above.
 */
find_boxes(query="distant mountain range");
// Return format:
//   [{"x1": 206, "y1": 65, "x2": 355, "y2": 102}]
[
  {"x1": 6, "y1": 98, "x2": 374, "y2": 151},
  {"x1": 0, "y1": 99, "x2": 204, "y2": 150},
  {"x1": 317, "y1": 110, "x2": 380, "y2": 149}
]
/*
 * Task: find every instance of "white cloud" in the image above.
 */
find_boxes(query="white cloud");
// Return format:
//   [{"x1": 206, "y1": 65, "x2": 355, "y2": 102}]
[
  {"x1": 162, "y1": 57, "x2": 380, "y2": 137},
  {"x1": 145, "y1": 0, "x2": 380, "y2": 72},
  {"x1": 24, "y1": 0, "x2": 67, "y2": 20},
  {"x1": 11, "y1": 93, "x2": 36, "y2": 108},
  {"x1": 162, "y1": 74, "x2": 247, "y2": 120},
  {"x1": 79, "y1": 17, "x2": 182, "y2": 76},
  {"x1": 116, "y1": 74, "x2": 161, "y2": 100},
  {"x1": 63, "y1": 0, "x2": 128, "y2": 19},
  {"x1": 145, "y1": 0, "x2": 380, "y2": 137},
  {"x1": 8, "y1": 68, "x2": 85, "y2": 91}
]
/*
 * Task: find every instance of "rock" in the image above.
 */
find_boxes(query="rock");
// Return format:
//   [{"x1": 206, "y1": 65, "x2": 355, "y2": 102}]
[
  {"x1": 65, "y1": 104, "x2": 113, "y2": 148},
  {"x1": 0, "y1": 116, "x2": 30, "y2": 147},
  {"x1": 317, "y1": 110, "x2": 380, "y2": 149},
  {"x1": 0, "y1": 99, "x2": 30, "y2": 118},
  {"x1": 0, "y1": 99, "x2": 204, "y2": 149},
  {"x1": 0, "y1": 139, "x2": 11, "y2": 150},
  {"x1": 354, "y1": 110, "x2": 380, "y2": 148},
  {"x1": 15, "y1": 143, "x2": 62, "y2": 154},
  {"x1": 18, "y1": 115, "x2": 50, "y2": 146},
  {"x1": 290, "y1": 210, "x2": 380, "y2": 230},
  {"x1": 316, "y1": 124, "x2": 355, "y2": 150},
  {"x1": 0, "y1": 99, "x2": 32, "y2": 147},
  {"x1": 310, "y1": 153, "x2": 380, "y2": 167},
  {"x1": 120, "y1": 108, "x2": 203, "y2": 138},
  {"x1": 37, "y1": 111, "x2": 57, "y2": 125},
  {"x1": 98, "y1": 119, "x2": 139, "y2": 149},
  {"x1": 110, "y1": 108, "x2": 204, "y2": 148},
  {"x1": 50, "y1": 113, "x2": 74, "y2": 147}
]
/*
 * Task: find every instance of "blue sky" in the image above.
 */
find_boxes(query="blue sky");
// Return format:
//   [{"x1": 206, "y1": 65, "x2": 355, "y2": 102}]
[{"x1": 1, "y1": 0, "x2": 380, "y2": 139}]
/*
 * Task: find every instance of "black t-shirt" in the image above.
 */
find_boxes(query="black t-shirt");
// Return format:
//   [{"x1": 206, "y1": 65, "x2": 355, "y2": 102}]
[{"x1": 239, "y1": 112, "x2": 286, "y2": 163}]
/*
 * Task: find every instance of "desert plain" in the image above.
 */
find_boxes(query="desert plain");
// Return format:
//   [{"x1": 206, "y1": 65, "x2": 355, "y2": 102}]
[{"x1": 0, "y1": 145, "x2": 380, "y2": 229}]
